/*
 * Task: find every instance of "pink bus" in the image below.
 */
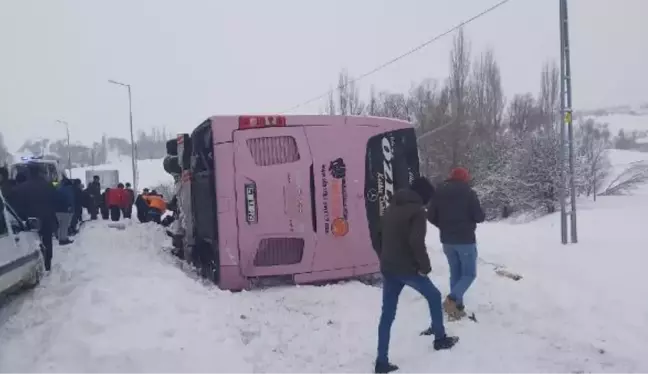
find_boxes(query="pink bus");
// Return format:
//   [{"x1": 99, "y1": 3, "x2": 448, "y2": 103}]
[{"x1": 167, "y1": 115, "x2": 420, "y2": 291}]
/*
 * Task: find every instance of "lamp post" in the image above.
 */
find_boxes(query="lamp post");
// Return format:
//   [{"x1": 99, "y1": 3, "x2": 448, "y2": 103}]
[
  {"x1": 108, "y1": 79, "x2": 138, "y2": 192},
  {"x1": 559, "y1": 0, "x2": 577, "y2": 244},
  {"x1": 56, "y1": 120, "x2": 72, "y2": 177}
]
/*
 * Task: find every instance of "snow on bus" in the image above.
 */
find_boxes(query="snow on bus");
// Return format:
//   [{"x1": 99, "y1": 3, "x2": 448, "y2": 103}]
[{"x1": 165, "y1": 115, "x2": 420, "y2": 291}]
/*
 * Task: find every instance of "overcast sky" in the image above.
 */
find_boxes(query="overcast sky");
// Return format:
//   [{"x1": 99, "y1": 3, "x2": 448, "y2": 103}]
[{"x1": 1, "y1": 0, "x2": 646, "y2": 151}]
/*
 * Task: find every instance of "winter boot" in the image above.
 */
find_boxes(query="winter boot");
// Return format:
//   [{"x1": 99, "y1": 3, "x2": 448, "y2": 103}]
[
  {"x1": 456, "y1": 304, "x2": 467, "y2": 318},
  {"x1": 443, "y1": 296, "x2": 466, "y2": 321},
  {"x1": 58, "y1": 239, "x2": 74, "y2": 246},
  {"x1": 374, "y1": 361, "x2": 399, "y2": 374},
  {"x1": 433, "y1": 335, "x2": 459, "y2": 351}
]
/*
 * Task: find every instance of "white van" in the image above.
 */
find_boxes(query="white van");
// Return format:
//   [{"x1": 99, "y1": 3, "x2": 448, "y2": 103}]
[{"x1": 0, "y1": 192, "x2": 44, "y2": 298}]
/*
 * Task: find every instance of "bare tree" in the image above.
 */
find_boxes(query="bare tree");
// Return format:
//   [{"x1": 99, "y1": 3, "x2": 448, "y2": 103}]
[
  {"x1": 325, "y1": 89, "x2": 336, "y2": 115},
  {"x1": 337, "y1": 69, "x2": 365, "y2": 115},
  {"x1": 464, "y1": 48, "x2": 506, "y2": 197},
  {"x1": 368, "y1": 85, "x2": 378, "y2": 116},
  {"x1": 447, "y1": 28, "x2": 472, "y2": 167},
  {"x1": 538, "y1": 60, "x2": 560, "y2": 131},
  {"x1": 574, "y1": 119, "x2": 611, "y2": 199},
  {"x1": 374, "y1": 92, "x2": 409, "y2": 120},
  {"x1": 468, "y1": 48, "x2": 505, "y2": 140}
]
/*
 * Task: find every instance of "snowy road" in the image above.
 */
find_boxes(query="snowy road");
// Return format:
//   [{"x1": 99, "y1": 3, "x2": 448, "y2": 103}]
[{"x1": 1, "y1": 206, "x2": 647, "y2": 372}]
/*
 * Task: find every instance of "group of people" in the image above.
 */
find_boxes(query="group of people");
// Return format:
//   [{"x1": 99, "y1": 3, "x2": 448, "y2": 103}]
[
  {"x1": 80, "y1": 176, "x2": 168, "y2": 224},
  {"x1": 0, "y1": 163, "x2": 170, "y2": 272},
  {"x1": 374, "y1": 166, "x2": 485, "y2": 373}
]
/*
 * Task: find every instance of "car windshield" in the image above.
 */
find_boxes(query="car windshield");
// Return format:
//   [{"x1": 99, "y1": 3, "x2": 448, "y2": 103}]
[{"x1": 10, "y1": 162, "x2": 59, "y2": 183}]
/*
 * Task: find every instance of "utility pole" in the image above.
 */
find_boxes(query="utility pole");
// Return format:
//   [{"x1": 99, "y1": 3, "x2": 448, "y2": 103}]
[
  {"x1": 108, "y1": 79, "x2": 138, "y2": 192},
  {"x1": 56, "y1": 120, "x2": 72, "y2": 177},
  {"x1": 559, "y1": 0, "x2": 577, "y2": 244}
]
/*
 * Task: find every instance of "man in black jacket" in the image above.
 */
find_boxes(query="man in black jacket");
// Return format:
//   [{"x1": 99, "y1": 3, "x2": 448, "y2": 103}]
[
  {"x1": 11, "y1": 164, "x2": 58, "y2": 270},
  {"x1": 122, "y1": 182, "x2": 135, "y2": 219},
  {"x1": 86, "y1": 175, "x2": 101, "y2": 220},
  {"x1": 374, "y1": 177, "x2": 458, "y2": 374},
  {"x1": 427, "y1": 167, "x2": 485, "y2": 320},
  {"x1": 70, "y1": 179, "x2": 84, "y2": 234},
  {"x1": 135, "y1": 188, "x2": 150, "y2": 223}
]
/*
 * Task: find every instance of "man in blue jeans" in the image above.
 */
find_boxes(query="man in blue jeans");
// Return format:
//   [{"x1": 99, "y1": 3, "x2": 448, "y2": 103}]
[
  {"x1": 428, "y1": 167, "x2": 485, "y2": 320},
  {"x1": 374, "y1": 177, "x2": 458, "y2": 374}
]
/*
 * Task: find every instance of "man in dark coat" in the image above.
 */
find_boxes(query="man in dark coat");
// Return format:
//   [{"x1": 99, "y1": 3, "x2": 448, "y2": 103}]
[
  {"x1": 10, "y1": 164, "x2": 58, "y2": 270},
  {"x1": 86, "y1": 175, "x2": 101, "y2": 220},
  {"x1": 54, "y1": 178, "x2": 75, "y2": 245},
  {"x1": 122, "y1": 182, "x2": 135, "y2": 219},
  {"x1": 374, "y1": 177, "x2": 458, "y2": 374},
  {"x1": 100, "y1": 188, "x2": 110, "y2": 220},
  {"x1": 427, "y1": 167, "x2": 485, "y2": 320},
  {"x1": 69, "y1": 178, "x2": 84, "y2": 234},
  {"x1": 135, "y1": 188, "x2": 150, "y2": 223}
]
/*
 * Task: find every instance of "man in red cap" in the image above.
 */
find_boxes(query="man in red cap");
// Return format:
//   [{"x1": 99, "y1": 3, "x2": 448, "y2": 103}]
[{"x1": 427, "y1": 167, "x2": 485, "y2": 320}]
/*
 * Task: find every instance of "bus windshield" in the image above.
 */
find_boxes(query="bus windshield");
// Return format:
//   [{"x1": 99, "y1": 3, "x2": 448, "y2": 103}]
[{"x1": 364, "y1": 128, "x2": 420, "y2": 252}]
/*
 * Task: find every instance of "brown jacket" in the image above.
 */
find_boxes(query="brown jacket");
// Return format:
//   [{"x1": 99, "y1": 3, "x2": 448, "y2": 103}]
[{"x1": 378, "y1": 188, "x2": 432, "y2": 275}]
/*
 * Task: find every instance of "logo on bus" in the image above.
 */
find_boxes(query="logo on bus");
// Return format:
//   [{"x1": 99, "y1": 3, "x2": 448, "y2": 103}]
[
  {"x1": 377, "y1": 135, "x2": 395, "y2": 216},
  {"x1": 321, "y1": 158, "x2": 349, "y2": 237}
]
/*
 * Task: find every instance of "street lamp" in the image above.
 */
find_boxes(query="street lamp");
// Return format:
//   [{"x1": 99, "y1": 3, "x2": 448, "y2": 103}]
[
  {"x1": 108, "y1": 79, "x2": 138, "y2": 192},
  {"x1": 56, "y1": 120, "x2": 72, "y2": 177}
]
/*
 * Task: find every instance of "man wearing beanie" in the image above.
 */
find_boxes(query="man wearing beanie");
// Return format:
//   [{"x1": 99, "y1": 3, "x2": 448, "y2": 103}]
[
  {"x1": 427, "y1": 167, "x2": 485, "y2": 320},
  {"x1": 374, "y1": 176, "x2": 458, "y2": 374}
]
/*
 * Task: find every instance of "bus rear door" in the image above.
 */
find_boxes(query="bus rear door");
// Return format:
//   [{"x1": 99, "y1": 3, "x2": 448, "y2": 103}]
[{"x1": 232, "y1": 119, "x2": 316, "y2": 278}]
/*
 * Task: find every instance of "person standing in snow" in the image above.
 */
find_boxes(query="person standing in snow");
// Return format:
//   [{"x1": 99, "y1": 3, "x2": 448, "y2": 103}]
[
  {"x1": 54, "y1": 178, "x2": 75, "y2": 245},
  {"x1": 86, "y1": 175, "x2": 101, "y2": 220},
  {"x1": 135, "y1": 188, "x2": 150, "y2": 223},
  {"x1": 11, "y1": 164, "x2": 58, "y2": 270},
  {"x1": 122, "y1": 182, "x2": 135, "y2": 219},
  {"x1": 374, "y1": 176, "x2": 458, "y2": 374},
  {"x1": 427, "y1": 167, "x2": 485, "y2": 320},
  {"x1": 106, "y1": 183, "x2": 128, "y2": 221},
  {"x1": 69, "y1": 178, "x2": 84, "y2": 234}
]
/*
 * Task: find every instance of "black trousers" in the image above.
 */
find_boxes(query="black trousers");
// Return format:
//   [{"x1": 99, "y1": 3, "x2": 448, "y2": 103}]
[
  {"x1": 88, "y1": 205, "x2": 98, "y2": 220},
  {"x1": 109, "y1": 206, "x2": 121, "y2": 221},
  {"x1": 101, "y1": 206, "x2": 109, "y2": 220},
  {"x1": 39, "y1": 221, "x2": 54, "y2": 271},
  {"x1": 122, "y1": 205, "x2": 133, "y2": 219}
]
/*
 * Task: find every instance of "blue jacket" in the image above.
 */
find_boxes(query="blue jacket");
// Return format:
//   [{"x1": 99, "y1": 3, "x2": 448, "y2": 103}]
[{"x1": 55, "y1": 184, "x2": 75, "y2": 213}]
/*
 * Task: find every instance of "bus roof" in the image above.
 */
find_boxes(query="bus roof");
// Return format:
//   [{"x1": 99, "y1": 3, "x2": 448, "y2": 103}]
[{"x1": 205, "y1": 114, "x2": 413, "y2": 143}]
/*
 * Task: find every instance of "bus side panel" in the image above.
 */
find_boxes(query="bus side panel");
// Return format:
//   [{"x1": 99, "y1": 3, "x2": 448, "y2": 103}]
[{"x1": 213, "y1": 142, "x2": 247, "y2": 290}]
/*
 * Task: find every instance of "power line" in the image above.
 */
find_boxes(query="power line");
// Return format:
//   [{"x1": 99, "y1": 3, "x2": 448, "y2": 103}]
[{"x1": 283, "y1": 0, "x2": 512, "y2": 113}]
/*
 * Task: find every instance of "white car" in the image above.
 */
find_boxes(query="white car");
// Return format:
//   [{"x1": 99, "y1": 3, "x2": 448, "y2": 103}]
[{"x1": 0, "y1": 191, "x2": 44, "y2": 298}]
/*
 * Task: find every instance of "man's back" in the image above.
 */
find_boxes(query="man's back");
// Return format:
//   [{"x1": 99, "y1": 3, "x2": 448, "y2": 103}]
[
  {"x1": 379, "y1": 189, "x2": 431, "y2": 275},
  {"x1": 428, "y1": 180, "x2": 485, "y2": 244},
  {"x1": 12, "y1": 177, "x2": 57, "y2": 221}
]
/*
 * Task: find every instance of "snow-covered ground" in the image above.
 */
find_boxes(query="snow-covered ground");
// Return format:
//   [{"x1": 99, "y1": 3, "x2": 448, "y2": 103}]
[
  {"x1": 1, "y1": 153, "x2": 647, "y2": 372},
  {"x1": 585, "y1": 113, "x2": 648, "y2": 135},
  {"x1": 583, "y1": 106, "x2": 648, "y2": 142}
]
